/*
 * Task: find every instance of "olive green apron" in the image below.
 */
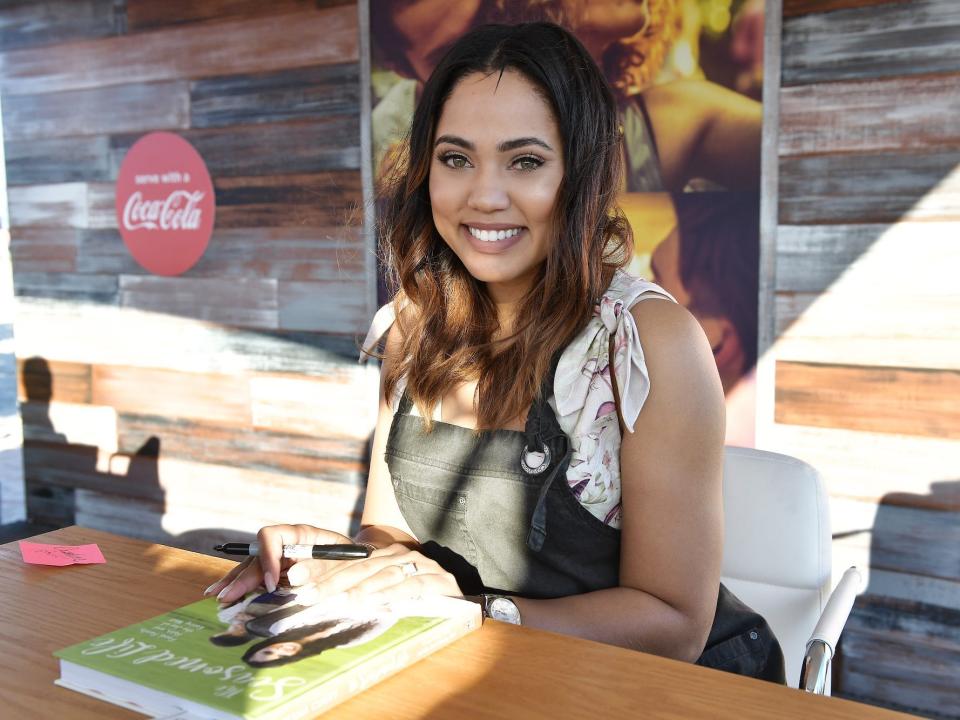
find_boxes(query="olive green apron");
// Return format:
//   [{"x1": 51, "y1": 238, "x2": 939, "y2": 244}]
[{"x1": 384, "y1": 364, "x2": 785, "y2": 683}]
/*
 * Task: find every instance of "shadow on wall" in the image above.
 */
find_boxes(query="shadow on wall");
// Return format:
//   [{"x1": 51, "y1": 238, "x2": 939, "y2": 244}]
[
  {"x1": 835, "y1": 480, "x2": 960, "y2": 720},
  {"x1": 2, "y1": 355, "x2": 245, "y2": 554}
]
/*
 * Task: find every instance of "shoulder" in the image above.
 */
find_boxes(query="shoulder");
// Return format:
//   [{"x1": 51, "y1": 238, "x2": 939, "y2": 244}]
[
  {"x1": 629, "y1": 300, "x2": 724, "y2": 429},
  {"x1": 603, "y1": 269, "x2": 674, "y2": 308}
]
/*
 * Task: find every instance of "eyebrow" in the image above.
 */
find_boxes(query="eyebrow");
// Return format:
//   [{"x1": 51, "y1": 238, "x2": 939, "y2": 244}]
[{"x1": 434, "y1": 134, "x2": 555, "y2": 153}]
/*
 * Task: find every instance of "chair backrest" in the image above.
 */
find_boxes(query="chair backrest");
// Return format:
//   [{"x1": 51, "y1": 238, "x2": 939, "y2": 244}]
[{"x1": 720, "y1": 446, "x2": 832, "y2": 686}]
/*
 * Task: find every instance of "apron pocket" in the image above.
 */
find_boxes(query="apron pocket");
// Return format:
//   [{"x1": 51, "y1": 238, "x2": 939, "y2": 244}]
[{"x1": 391, "y1": 474, "x2": 479, "y2": 570}]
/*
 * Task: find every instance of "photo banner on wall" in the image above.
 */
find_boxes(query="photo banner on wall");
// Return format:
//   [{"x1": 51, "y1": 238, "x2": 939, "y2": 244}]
[{"x1": 369, "y1": 0, "x2": 764, "y2": 446}]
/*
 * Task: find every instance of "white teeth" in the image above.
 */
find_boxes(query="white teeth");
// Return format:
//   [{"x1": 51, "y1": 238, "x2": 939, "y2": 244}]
[{"x1": 468, "y1": 227, "x2": 522, "y2": 242}]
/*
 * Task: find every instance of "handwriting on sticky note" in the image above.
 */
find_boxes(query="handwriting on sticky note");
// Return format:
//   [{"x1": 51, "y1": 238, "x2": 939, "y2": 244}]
[{"x1": 19, "y1": 542, "x2": 106, "y2": 566}]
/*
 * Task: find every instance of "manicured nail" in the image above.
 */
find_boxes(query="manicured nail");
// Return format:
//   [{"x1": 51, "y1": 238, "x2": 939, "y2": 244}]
[
  {"x1": 217, "y1": 584, "x2": 233, "y2": 601},
  {"x1": 263, "y1": 571, "x2": 277, "y2": 593},
  {"x1": 204, "y1": 582, "x2": 220, "y2": 597}
]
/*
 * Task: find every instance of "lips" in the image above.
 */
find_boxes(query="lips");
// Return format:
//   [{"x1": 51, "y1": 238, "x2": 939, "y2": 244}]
[{"x1": 461, "y1": 224, "x2": 526, "y2": 253}]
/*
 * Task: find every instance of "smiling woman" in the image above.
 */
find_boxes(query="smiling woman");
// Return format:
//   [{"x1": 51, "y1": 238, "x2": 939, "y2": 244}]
[
  {"x1": 205, "y1": 22, "x2": 784, "y2": 684},
  {"x1": 428, "y1": 70, "x2": 564, "y2": 307}
]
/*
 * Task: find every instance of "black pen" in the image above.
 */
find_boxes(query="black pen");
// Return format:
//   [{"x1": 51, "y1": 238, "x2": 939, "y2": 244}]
[{"x1": 213, "y1": 542, "x2": 371, "y2": 560}]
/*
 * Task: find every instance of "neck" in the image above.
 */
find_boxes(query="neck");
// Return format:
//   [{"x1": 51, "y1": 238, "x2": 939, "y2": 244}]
[{"x1": 485, "y1": 275, "x2": 535, "y2": 336}]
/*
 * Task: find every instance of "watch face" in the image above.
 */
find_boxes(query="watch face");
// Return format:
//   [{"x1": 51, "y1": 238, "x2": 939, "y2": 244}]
[{"x1": 488, "y1": 597, "x2": 521, "y2": 625}]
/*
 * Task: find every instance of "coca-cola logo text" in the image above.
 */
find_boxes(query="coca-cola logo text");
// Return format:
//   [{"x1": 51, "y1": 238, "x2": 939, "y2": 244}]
[
  {"x1": 115, "y1": 133, "x2": 215, "y2": 276},
  {"x1": 122, "y1": 190, "x2": 205, "y2": 231}
]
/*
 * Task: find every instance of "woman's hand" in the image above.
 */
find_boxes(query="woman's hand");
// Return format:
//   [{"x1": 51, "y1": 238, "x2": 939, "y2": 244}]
[
  {"x1": 203, "y1": 524, "x2": 354, "y2": 604},
  {"x1": 289, "y1": 543, "x2": 462, "y2": 607},
  {"x1": 204, "y1": 524, "x2": 462, "y2": 607}
]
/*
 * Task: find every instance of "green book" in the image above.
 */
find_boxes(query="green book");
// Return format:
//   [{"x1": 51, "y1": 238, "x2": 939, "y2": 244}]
[{"x1": 55, "y1": 592, "x2": 481, "y2": 719}]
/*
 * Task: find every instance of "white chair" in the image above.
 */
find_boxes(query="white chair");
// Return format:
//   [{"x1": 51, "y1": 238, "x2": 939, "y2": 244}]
[{"x1": 720, "y1": 446, "x2": 862, "y2": 693}]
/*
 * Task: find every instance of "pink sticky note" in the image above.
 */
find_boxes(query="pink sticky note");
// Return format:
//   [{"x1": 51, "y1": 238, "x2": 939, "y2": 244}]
[{"x1": 19, "y1": 541, "x2": 106, "y2": 566}]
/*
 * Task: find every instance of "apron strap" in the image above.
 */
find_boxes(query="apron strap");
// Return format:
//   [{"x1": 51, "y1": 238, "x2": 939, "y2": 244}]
[
  {"x1": 397, "y1": 389, "x2": 414, "y2": 416},
  {"x1": 523, "y1": 350, "x2": 572, "y2": 552},
  {"x1": 526, "y1": 443, "x2": 573, "y2": 552}
]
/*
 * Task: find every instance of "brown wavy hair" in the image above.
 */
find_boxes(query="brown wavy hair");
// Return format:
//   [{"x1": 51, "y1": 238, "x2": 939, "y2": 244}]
[{"x1": 377, "y1": 22, "x2": 632, "y2": 430}]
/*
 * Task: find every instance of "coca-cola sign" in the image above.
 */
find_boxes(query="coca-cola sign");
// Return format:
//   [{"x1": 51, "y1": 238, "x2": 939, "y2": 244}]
[{"x1": 115, "y1": 132, "x2": 215, "y2": 276}]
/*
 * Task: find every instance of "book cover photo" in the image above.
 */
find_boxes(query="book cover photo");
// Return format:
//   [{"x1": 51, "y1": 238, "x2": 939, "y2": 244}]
[{"x1": 54, "y1": 587, "x2": 481, "y2": 720}]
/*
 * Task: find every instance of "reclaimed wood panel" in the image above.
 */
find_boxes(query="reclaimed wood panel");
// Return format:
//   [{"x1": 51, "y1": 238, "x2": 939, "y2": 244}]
[
  {"x1": 20, "y1": 402, "x2": 117, "y2": 452},
  {"x1": 279, "y1": 279, "x2": 369, "y2": 333},
  {"x1": 2, "y1": 81, "x2": 190, "y2": 142},
  {"x1": 782, "y1": 0, "x2": 960, "y2": 83},
  {"x1": 214, "y1": 171, "x2": 363, "y2": 228},
  {"x1": 783, "y1": 0, "x2": 911, "y2": 17},
  {"x1": 0, "y1": 6, "x2": 359, "y2": 96},
  {"x1": 767, "y1": 423, "x2": 960, "y2": 509},
  {"x1": 13, "y1": 297, "x2": 363, "y2": 377},
  {"x1": 779, "y1": 73, "x2": 960, "y2": 156},
  {"x1": 13, "y1": 272, "x2": 118, "y2": 304},
  {"x1": 117, "y1": 412, "x2": 369, "y2": 484},
  {"x1": 73, "y1": 456, "x2": 363, "y2": 551},
  {"x1": 775, "y1": 361, "x2": 960, "y2": 439},
  {"x1": 190, "y1": 62, "x2": 360, "y2": 127},
  {"x1": 8, "y1": 183, "x2": 88, "y2": 228},
  {"x1": 865, "y1": 567, "x2": 960, "y2": 612},
  {"x1": 4, "y1": 135, "x2": 112, "y2": 186},
  {"x1": 91, "y1": 365, "x2": 252, "y2": 425},
  {"x1": 771, "y1": 220, "x2": 960, "y2": 369},
  {"x1": 17, "y1": 359, "x2": 91, "y2": 404},
  {"x1": 189, "y1": 226, "x2": 365, "y2": 281},
  {"x1": 862, "y1": 503, "x2": 960, "y2": 581},
  {"x1": 9, "y1": 228, "x2": 78, "y2": 273},
  {"x1": 778, "y1": 150, "x2": 960, "y2": 224},
  {"x1": 774, "y1": 290, "x2": 960, "y2": 371},
  {"x1": 85, "y1": 182, "x2": 117, "y2": 229},
  {"x1": 23, "y1": 442, "x2": 131, "y2": 497},
  {"x1": 839, "y1": 597, "x2": 960, "y2": 718},
  {"x1": 0, "y1": 0, "x2": 122, "y2": 52},
  {"x1": 118, "y1": 275, "x2": 279, "y2": 330},
  {"x1": 110, "y1": 117, "x2": 361, "y2": 179},
  {"x1": 250, "y1": 373, "x2": 378, "y2": 440},
  {"x1": 125, "y1": 0, "x2": 351, "y2": 31},
  {"x1": 74, "y1": 229, "x2": 141, "y2": 275}
]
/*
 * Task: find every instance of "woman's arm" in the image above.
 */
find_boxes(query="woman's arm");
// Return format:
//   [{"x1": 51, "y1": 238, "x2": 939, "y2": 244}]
[
  {"x1": 511, "y1": 300, "x2": 726, "y2": 662},
  {"x1": 205, "y1": 321, "x2": 463, "y2": 605},
  {"x1": 354, "y1": 322, "x2": 419, "y2": 549},
  {"x1": 643, "y1": 78, "x2": 762, "y2": 191}
]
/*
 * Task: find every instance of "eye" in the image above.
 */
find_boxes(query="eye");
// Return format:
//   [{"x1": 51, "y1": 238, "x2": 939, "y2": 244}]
[
  {"x1": 512, "y1": 155, "x2": 544, "y2": 172},
  {"x1": 438, "y1": 151, "x2": 471, "y2": 169}
]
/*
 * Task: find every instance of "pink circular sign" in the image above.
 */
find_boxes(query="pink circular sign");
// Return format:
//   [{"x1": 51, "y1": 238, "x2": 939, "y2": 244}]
[{"x1": 115, "y1": 132, "x2": 215, "y2": 276}]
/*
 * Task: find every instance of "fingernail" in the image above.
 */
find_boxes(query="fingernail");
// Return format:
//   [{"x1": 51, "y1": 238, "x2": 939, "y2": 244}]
[
  {"x1": 264, "y1": 571, "x2": 277, "y2": 593},
  {"x1": 217, "y1": 584, "x2": 233, "y2": 601},
  {"x1": 204, "y1": 583, "x2": 220, "y2": 597}
]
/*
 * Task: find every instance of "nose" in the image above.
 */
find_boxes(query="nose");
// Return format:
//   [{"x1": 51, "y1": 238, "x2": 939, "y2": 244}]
[{"x1": 467, "y1": 167, "x2": 510, "y2": 213}]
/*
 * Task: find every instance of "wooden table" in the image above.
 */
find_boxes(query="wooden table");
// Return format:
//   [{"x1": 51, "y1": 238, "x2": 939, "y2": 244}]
[{"x1": 1, "y1": 527, "x2": 915, "y2": 719}]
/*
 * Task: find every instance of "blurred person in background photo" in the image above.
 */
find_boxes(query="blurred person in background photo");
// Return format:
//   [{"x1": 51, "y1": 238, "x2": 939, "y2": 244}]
[{"x1": 650, "y1": 192, "x2": 760, "y2": 446}]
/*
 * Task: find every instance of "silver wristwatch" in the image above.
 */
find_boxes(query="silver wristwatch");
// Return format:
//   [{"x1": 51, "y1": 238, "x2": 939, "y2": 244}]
[{"x1": 482, "y1": 594, "x2": 522, "y2": 625}]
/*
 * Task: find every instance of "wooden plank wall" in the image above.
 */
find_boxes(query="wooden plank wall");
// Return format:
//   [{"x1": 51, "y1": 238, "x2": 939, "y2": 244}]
[
  {"x1": 0, "y1": 0, "x2": 376, "y2": 552},
  {"x1": 772, "y1": 1, "x2": 960, "y2": 716}
]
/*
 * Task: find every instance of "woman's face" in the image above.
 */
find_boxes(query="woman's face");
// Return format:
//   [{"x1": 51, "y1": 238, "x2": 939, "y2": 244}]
[
  {"x1": 248, "y1": 641, "x2": 302, "y2": 664},
  {"x1": 428, "y1": 70, "x2": 564, "y2": 304}
]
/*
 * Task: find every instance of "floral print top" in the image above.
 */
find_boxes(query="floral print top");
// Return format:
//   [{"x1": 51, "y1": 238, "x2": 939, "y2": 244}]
[
  {"x1": 550, "y1": 270, "x2": 674, "y2": 527},
  {"x1": 361, "y1": 270, "x2": 674, "y2": 529}
]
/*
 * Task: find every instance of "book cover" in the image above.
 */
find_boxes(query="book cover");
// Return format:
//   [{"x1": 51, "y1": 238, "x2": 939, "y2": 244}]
[{"x1": 54, "y1": 590, "x2": 481, "y2": 720}]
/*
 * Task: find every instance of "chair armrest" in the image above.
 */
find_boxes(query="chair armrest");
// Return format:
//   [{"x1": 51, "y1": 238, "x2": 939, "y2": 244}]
[{"x1": 799, "y1": 566, "x2": 863, "y2": 694}]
